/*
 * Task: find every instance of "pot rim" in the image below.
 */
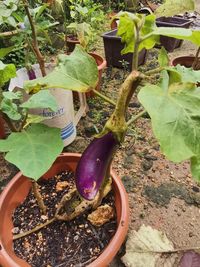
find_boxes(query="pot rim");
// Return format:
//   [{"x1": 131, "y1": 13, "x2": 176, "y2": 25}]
[
  {"x1": 89, "y1": 52, "x2": 107, "y2": 71},
  {"x1": 0, "y1": 152, "x2": 129, "y2": 267}
]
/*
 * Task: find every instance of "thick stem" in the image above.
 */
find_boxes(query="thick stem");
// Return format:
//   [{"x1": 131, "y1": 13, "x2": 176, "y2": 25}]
[
  {"x1": 32, "y1": 181, "x2": 47, "y2": 215},
  {"x1": 102, "y1": 71, "x2": 142, "y2": 142},
  {"x1": 23, "y1": 0, "x2": 46, "y2": 76}
]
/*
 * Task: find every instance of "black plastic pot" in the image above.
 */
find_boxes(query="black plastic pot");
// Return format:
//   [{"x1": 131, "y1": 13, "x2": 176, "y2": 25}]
[
  {"x1": 156, "y1": 17, "x2": 191, "y2": 52},
  {"x1": 102, "y1": 29, "x2": 146, "y2": 71}
]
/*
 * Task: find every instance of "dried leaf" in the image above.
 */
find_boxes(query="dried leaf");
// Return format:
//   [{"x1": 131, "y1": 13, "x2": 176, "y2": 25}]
[
  {"x1": 122, "y1": 225, "x2": 175, "y2": 267},
  {"x1": 179, "y1": 251, "x2": 200, "y2": 267}
]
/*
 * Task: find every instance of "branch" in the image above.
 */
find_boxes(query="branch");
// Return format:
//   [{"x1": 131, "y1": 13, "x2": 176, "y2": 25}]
[
  {"x1": 92, "y1": 89, "x2": 116, "y2": 106},
  {"x1": 13, "y1": 217, "x2": 56, "y2": 240},
  {"x1": 32, "y1": 181, "x2": 47, "y2": 215},
  {"x1": 23, "y1": 0, "x2": 46, "y2": 76},
  {"x1": 127, "y1": 110, "x2": 147, "y2": 126},
  {"x1": 0, "y1": 30, "x2": 21, "y2": 38}
]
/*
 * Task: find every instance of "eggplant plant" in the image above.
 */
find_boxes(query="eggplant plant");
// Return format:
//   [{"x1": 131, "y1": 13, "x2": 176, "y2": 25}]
[{"x1": 1, "y1": 0, "x2": 200, "y2": 240}]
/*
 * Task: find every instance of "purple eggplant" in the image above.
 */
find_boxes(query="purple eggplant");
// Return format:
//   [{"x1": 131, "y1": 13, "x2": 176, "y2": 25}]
[
  {"x1": 27, "y1": 68, "x2": 37, "y2": 80},
  {"x1": 75, "y1": 132, "x2": 118, "y2": 200}
]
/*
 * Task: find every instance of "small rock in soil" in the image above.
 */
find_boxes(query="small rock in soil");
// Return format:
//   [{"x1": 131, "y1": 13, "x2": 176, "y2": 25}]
[
  {"x1": 85, "y1": 126, "x2": 97, "y2": 138},
  {"x1": 121, "y1": 175, "x2": 139, "y2": 193},
  {"x1": 128, "y1": 102, "x2": 141, "y2": 108},
  {"x1": 144, "y1": 154, "x2": 157, "y2": 161},
  {"x1": 141, "y1": 159, "x2": 153, "y2": 171}
]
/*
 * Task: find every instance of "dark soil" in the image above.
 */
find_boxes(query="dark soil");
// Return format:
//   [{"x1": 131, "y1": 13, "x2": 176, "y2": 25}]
[{"x1": 13, "y1": 171, "x2": 117, "y2": 267}]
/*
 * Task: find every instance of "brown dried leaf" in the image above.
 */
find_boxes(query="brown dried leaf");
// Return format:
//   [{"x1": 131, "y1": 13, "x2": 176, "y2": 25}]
[{"x1": 87, "y1": 204, "x2": 115, "y2": 227}]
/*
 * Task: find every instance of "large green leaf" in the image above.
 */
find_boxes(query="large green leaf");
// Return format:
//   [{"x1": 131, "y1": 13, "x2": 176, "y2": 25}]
[
  {"x1": 21, "y1": 90, "x2": 58, "y2": 111},
  {"x1": 0, "y1": 61, "x2": 16, "y2": 87},
  {"x1": 153, "y1": 27, "x2": 200, "y2": 47},
  {"x1": 155, "y1": 0, "x2": 195, "y2": 18},
  {"x1": 138, "y1": 78, "x2": 200, "y2": 181},
  {"x1": 24, "y1": 45, "x2": 98, "y2": 93},
  {"x1": 0, "y1": 124, "x2": 64, "y2": 181}
]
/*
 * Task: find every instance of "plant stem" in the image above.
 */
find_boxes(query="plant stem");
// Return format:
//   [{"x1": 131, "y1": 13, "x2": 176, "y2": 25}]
[
  {"x1": 1, "y1": 112, "x2": 19, "y2": 132},
  {"x1": 0, "y1": 30, "x2": 21, "y2": 38},
  {"x1": 13, "y1": 217, "x2": 56, "y2": 240},
  {"x1": 92, "y1": 89, "x2": 116, "y2": 106},
  {"x1": 192, "y1": 46, "x2": 200, "y2": 70},
  {"x1": 145, "y1": 67, "x2": 163, "y2": 76},
  {"x1": 23, "y1": 0, "x2": 46, "y2": 76},
  {"x1": 132, "y1": 22, "x2": 140, "y2": 71},
  {"x1": 127, "y1": 110, "x2": 147, "y2": 126},
  {"x1": 32, "y1": 181, "x2": 47, "y2": 215}
]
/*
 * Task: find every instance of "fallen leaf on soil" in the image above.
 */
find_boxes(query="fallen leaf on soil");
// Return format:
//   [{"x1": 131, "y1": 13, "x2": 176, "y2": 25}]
[
  {"x1": 121, "y1": 225, "x2": 180, "y2": 267},
  {"x1": 179, "y1": 251, "x2": 200, "y2": 267},
  {"x1": 56, "y1": 181, "x2": 69, "y2": 192},
  {"x1": 87, "y1": 204, "x2": 114, "y2": 227}
]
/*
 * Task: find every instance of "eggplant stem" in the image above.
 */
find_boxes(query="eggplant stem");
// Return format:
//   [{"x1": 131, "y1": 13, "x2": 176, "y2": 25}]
[
  {"x1": 55, "y1": 179, "x2": 112, "y2": 221},
  {"x1": 32, "y1": 181, "x2": 47, "y2": 215}
]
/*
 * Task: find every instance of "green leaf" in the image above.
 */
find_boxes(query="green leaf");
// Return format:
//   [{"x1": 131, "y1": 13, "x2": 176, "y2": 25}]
[
  {"x1": 138, "y1": 81, "x2": 200, "y2": 181},
  {"x1": 2, "y1": 91, "x2": 22, "y2": 100},
  {"x1": 0, "y1": 61, "x2": 16, "y2": 87},
  {"x1": 139, "y1": 14, "x2": 160, "y2": 52},
  {"x1": 155, "y1": 0, "x2": 195, "y2": 17},
  {"x1": 23, "y1": 114, "x2": 47, "y2": 129},
  {"x1": 117, "y1": 13, "x2": 136, "y2": 54},
  {"x1": 158, "y1": 47, "x2": 169, "y2": 67},
  {"x1": 0, "y1": 124, "x2": 64, "y2": 180},
  {"x1": 24, "y1": 45, "x2": 98, "y2": 93},
  {"x1": 0, "y1": 46, "x2": 15, "y2": 59},
  {"x1": 0, "y1": 98, "x2": 21, "y2": 120},
  {"x1": 166, "y1": 65, "x2": 200, "y2": 83},
  {"x1": 21, "y1": 90, "x2": 58, "y2": 111}
]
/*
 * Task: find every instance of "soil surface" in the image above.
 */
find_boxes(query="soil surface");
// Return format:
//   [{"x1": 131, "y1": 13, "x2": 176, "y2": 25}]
[
  {"x1": 1, "y1": 1, "x2": 200, "y2": 266},
  {"x1": 13, "y1": 171, "x2": 117, "y2": 267}
]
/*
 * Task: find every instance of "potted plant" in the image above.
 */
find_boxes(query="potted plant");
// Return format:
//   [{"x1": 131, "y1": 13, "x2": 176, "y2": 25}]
[
  {"x1": 0, "y1": 45, "x2": 129, "y2": 267},
  {"x1": 1, "y1": 0, "x2": 200, "y2": 266},
  {"x1": 172, "y1": 47, "x2": 200, "y2": 70}
]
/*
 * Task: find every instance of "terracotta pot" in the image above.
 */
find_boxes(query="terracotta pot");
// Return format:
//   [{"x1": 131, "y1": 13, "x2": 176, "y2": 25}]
[
  {"x1": 110, "y1": 18, "x2": 118, "y2": 30},
  {"x1": 87, "y1": 52, "x2": 107, "y2": 97},
  {"x1": 0, "y1": 116, "x2": 6, "y2": 139},
  {"x1": 0, "y1": 153, "x2": 129, "y2": 267},
  {"x1": 65, "y1": 36, "x2": 80, "y2": 53},
  {"x1": 171, "y1": 56, "x2": 196, "y2": 68}
]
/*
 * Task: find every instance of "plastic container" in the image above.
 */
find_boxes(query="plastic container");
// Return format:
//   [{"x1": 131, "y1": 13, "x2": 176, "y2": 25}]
[
  {"x1": 102, "y1": 29, "x2": 146, "y2": 70},
  {"x1": 156, "y1": 17, "x2": 192, "y2": 52},
  {"x1": 8, "y1": 64, "x2": 87, "y2": 147},
  {"x1": 0, "y1": 153, "x2": 129, "y2": 267}
]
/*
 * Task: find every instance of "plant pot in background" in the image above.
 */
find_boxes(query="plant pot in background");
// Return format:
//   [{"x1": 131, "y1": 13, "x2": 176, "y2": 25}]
[
  {"x1": 0, "y1": 153, "x2": 129, "y2": 267},
  {"x1": 87, "y1": 52, "x2": 107, "y2": 97},
  {"x1": 156, "y1": 17, "x2": 191, "y2": 52},
  {"x1": 102, "y1": 29, "x2": 146, "y2": 71},
  {"x1": 66, "y1": 35, "x2": 80, "y2": 53},
  {"x1": 0, "y1": 116, "x2": 6, "y2": 139},
  {"x1": 171, "y1": 56, "x2": 197, "y2": 68}
]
